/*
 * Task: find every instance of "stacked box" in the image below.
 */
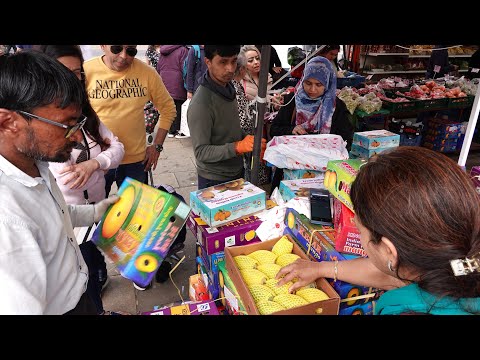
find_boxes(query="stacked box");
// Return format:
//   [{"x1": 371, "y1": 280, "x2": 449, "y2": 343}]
[
  {"x1": 283, "y1": 169, "x2": 324, "y2": 181},
  {"x1": 423, "y1": 118, "x2": 463, "y2": 153},
  {"x1": 339, "y1": 301, "x2": 375, "y2": 316},
  {"x1": 218, "y1": 260, "x2": 246, "y2": 315},
  {"x1": 193, "y1": 214, "x2": 263, "y2": 256},
  {"x1": 196, "y1": 242, "x2": 225, "y2": 298},
  {"x1": 471, "y1": 166, "x2": 480, "y2": 195},
  {"x1": 353, "y1": 129, "x2": 400, "y2": 149},
  {"x1": 333, "y1": 198, "x2": 365, "y2": 257},
  {"x1": 196, "y1": 256, "x2": 220, "y2": 303},
  {"x1": 190, "y1": 178, "x2": 266, "y2": 227},
  {"x1": 224, "y1": 234, "x2": 340, "y2": 315},
  {"x1": 350, "y1": 143, "x2": 393, "y2": 159},
  {"x1": 141, "y1": 300, "x2": 220, "y2": 315},
  {"x1": 324, "y1": 159, "x2": 366, "y2": 211},
  {"x1": 279, "y1": 177, "x2": 325, "y2": 202},
  {"x1": 284, "y1": 208, "x2": 377, "y2": 308}
]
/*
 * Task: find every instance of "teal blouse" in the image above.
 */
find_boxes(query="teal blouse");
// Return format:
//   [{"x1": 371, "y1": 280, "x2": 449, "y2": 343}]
[{"x1": 375, "y1": 284, "x2": 480, "y2": 315}]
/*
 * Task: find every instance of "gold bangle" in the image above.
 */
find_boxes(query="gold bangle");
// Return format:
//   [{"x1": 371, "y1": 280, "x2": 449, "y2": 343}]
[{"x1": 333, "y1": 260, "x2": 338, "y2": 282}]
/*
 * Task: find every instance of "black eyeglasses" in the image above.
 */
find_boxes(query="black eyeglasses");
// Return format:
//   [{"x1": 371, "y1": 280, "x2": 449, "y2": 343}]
[
  {"x1": 17, "y1": 110, "x2": 87, "y2": 138},
  {"x1": 110, "y1": 45, "x2": 138, "y2": 57}
]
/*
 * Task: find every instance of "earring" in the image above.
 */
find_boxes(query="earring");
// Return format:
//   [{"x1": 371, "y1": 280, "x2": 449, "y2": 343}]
[{"x1": 388, "y1": 260, "x2": 395, "y2": 272}]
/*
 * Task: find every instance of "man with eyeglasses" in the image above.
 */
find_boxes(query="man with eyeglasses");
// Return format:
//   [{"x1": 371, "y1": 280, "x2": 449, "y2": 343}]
[
  {"x1": 0, "y1": 51, "x2": 119, "y2": 314},
  {"x1": 83, "y1": 45, "x2": 176, "y2": 196}
]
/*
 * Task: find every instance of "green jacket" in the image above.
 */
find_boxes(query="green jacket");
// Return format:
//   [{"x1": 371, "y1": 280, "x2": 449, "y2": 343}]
[
  {"x1": 187, "y1": 83, "x2": 244, "y2": 181},
  {"x1": 375, "y1": 284, "x2": 480, "y2": 315}
]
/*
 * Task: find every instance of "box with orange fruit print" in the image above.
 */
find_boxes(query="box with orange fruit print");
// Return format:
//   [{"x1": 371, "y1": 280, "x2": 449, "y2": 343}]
[
  {"x1": 283, "y1": 169, "x2": 324, "y2": 181},
  {"x1": 324, "y1": 159, "x2": 366, "y2": 212},
  {"x1": 190, "y1": 178, "x2": 266, "y2": 227},
  {"x1": 91, "y1": 177, "x2": 191, "y2": 288}
]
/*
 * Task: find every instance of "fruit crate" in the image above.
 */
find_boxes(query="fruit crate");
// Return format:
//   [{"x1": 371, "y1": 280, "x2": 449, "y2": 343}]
[
  {"x1": 381, "y1": 98, "x2": 417, "y2": 113},
  {"x1": 403, "y1": 96, "x2": 449, "y2": 110},
  {"x1": 354, "y1": 109, "x2": 390, "y2": 131},
  {"x1": 448, "y1": 95, "x2": 474, "y2": 109}
]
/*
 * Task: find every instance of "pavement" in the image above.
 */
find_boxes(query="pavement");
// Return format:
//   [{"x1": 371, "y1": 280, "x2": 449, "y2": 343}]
[{"x1": 102, "y1": 136, "x2": 198, "y2": 315}]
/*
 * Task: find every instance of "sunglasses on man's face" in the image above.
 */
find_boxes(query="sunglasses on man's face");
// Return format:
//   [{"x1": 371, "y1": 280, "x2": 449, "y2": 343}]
[{"x1": 110, "y1": 45, "x2": 137, "y2": 57}]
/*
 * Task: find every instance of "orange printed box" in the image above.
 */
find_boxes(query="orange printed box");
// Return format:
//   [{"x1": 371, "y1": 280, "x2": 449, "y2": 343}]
[{"x1": 190, "y1": 178, "x2": 266, "y2": 227}]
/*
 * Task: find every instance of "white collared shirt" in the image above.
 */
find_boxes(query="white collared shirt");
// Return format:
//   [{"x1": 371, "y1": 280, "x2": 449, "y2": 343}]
[{"x1": 0, "y1": 155, "x2": 95, "y2": 314}]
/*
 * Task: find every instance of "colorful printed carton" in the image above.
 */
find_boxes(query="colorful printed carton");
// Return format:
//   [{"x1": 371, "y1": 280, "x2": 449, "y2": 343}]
[
  {"x1": 324, "y1": 159, "x2": 366, "y2": 211},
  {"x1": 471, "y1": 166, "x2": 480, "y2": 195},
  {"x1": 279, "y1": 177, "x2": 325, "y2": 202},
  {"x1": 192, "y1": 214, "x2": 262, "y2": 255},
  {"x1": 339, "y1": 301, "x2": 375, "y2": 315},
  {"x1": 190, "y1": 178, "x2": 266, "y2": 227},
  {"x1": 333, "y1": 198, "x2": 365, "y2": 257},
  {"x1": 91, "y1": 177, "x2": 191, "y2": 288},
  {"x1": 284, "y1": 208, "x2": 375, "y2": 308},
  {"x1": 350, "y1": 143, "x2": 393, "y2": 160},
  {"x1": 218, "y1": 260, "x2": 246, "y2": 315},
  {"x1": 353, "y1": 129, "x2": 400, "y2": 149},
  {"x1": 283, "y1": 169, "x2": 324, "y2": 181},
  {"x1": 141, "y1": 300, "x2": 220, "y2": 315}
]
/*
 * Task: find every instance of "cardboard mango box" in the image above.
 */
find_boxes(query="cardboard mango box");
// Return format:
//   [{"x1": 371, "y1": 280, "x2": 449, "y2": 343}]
[
  {"x1": 284, "y1": 208, "x2": 374, "y2": 308},
  {"x1": 279, "y1": 177, "x2": 325, "y2": 202},
  {"x1": 324, "y1": 159, "x2": 366, "y2": 212},
  {"x1": 339, "y1": 301, "x2": 375, "y2": 316},
  {"x1": 190, "y1": 178, "x2": 266, "y2": 227},
  {"x1": 196, "y1": 256, "x2": 220, "y2": 304},
  {"x1": 353, "y1": 129, "x2": 400, "y2": 149},
  {"x1": 224, "y1": 234, "x2": 340, "y2": 315},
  {"x1": 91, "y1": 177, "x2": 191, "y2": 288},
  {"x1": 192, "y1": 213, "x2": 262, "y2": 255},
  {"x1": 196, "y1": 242, "x2": 225, "y2": 273},
  {"x1": 471, "y1": 166, "x2": 480, "y2": 195},
  {"x1": 141, "y1": 300, "x2": 219, "y2": 315},
  {"x1": 350, "y1": 143, "x2": 394, "y2": 160},
  {"x1": 218, "y1": 260, "x2": 247, "y2": 315},
  {"x1": 283, "y1": 169, "x2": 324, "y2": 181},
  {"x1": 333, "y1": 198, "x2": 365, "y2": 257}
]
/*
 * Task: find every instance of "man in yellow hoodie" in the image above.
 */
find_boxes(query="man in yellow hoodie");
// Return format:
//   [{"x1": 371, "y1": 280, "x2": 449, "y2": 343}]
[{"x1": 84, "y1": 45, "x2": 176, "y2": 195}]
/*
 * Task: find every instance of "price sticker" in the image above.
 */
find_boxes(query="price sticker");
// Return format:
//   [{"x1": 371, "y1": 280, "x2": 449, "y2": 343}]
[
  {"x1": 196, "y1": 302, "x2": 211, "y2": 313},
  {"x1": 434, "y1": 65, "x2": 441, "y2": 73},
  {"x1": 472, "y1": 68, "x2": 479, "y2": 73},
  {"x1": 366, "y1": 74, "x2": 374, "y2": 80}
]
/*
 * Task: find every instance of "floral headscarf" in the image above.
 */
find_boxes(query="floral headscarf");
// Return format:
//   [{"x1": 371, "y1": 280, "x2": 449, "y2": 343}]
[{"x1": 295, "y1": 56, "x2": 336, "y2": 134}]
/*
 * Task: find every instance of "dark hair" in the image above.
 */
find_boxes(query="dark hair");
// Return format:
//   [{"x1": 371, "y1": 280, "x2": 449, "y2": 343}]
[
  {"x1": 351, "y1": 147, "x2": 480, "y2": 306},
  {"x1": 204, "y1": 45, "x2": 240, "y2": 61},
  {"x1": 0, "y1": 51, "x2": 86, "y2": 112},
  {"x1": 34, "y1": 45, "x2": 109, "y2": 150},
  {"x1": 319, "y1": 45, "x2": 340, "y2": 55}
]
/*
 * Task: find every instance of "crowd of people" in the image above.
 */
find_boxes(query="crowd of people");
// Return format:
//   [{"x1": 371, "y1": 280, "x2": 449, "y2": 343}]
[{"x1": 0, "y1": 45, "x2": 479, "y2": 315}]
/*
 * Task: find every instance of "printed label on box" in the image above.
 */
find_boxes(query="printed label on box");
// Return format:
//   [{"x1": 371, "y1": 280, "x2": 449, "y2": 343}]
[{"x1": 225, "y1": 235, "x2": 235, "y2": 247}]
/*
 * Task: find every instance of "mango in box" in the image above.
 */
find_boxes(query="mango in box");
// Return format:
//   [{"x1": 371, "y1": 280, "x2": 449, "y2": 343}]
[
  {"x1": 352, "y1": 129, "x2": 400, "y2": 150},
  {"x1": 324, "y1": 159, "x2": 366, "y2": 211},
  {"x1": 190, "y1": 178, "x2": 266, "y2": 227}
]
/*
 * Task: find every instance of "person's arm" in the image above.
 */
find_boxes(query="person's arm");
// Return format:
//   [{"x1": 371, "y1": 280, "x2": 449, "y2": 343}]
[
  {"x1": 276, "y1": 257, "x2": 405, "y2": 293},
  {"x1": 93, "y1": 121, "x2": 125, "y2": 170},
  {"x1": 270, "y1": 93, "x2": 296, "y2": 137},
  {"x1": 147, "y1": 72, "x2": 176, "y2": 170}
]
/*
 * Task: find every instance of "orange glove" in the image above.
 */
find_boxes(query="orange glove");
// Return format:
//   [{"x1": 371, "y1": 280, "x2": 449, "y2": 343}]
[
  {"x1": 260, "y1": 138, "x2": 267, "y2": 162},
  {"x1": 235, "y1": 135, "x2": 255, "y2": 155}
]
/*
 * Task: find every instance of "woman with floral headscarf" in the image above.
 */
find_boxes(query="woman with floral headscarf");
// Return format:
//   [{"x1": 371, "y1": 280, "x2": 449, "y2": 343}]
[{"x1": 269, "y1": 56, "x2": 353, "y2": 194}]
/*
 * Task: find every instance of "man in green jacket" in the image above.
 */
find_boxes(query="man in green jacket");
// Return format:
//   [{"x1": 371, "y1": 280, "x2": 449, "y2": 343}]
[{"x1": 188, "y1": 45, "x2": 266, "y2": 190}]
